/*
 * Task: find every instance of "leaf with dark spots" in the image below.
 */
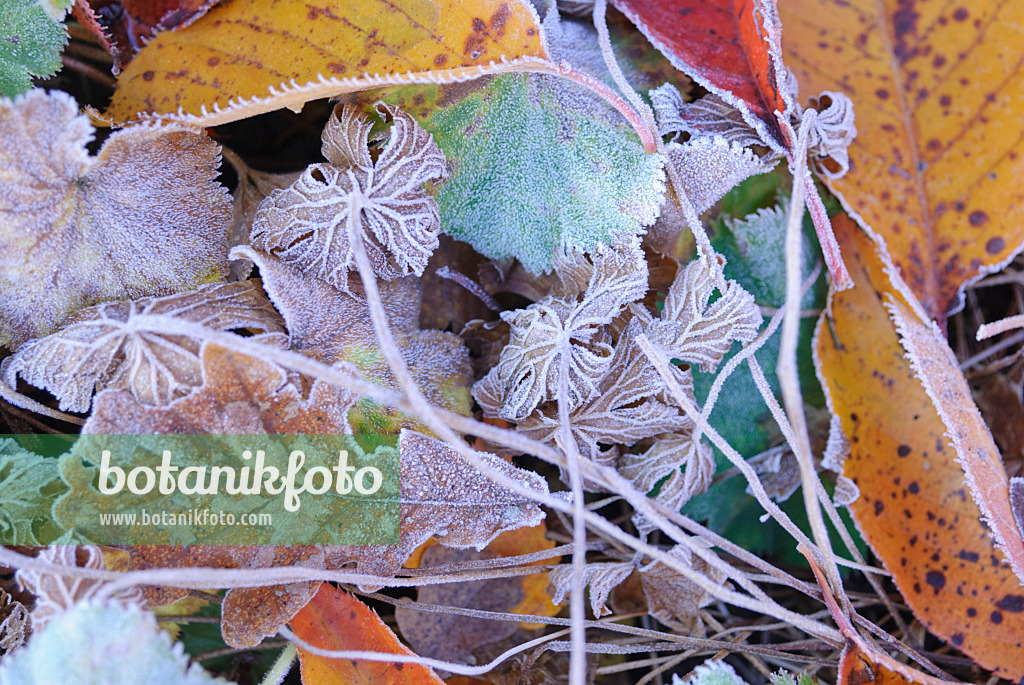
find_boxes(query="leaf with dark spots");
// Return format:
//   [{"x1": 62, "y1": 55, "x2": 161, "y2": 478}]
[
  {"x1": 815, "y1": 215, "x2": 1024, "y2": 680},
  {"x1": 781, "y1": 0, "x2": 1024, "y2": 320}
]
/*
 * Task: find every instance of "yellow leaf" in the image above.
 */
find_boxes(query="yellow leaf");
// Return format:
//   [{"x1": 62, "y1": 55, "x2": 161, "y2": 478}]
[
  {"x1": 780, "y1": 0, "x2": 1024, "y2": 321},
  {"x1": 105, "y1": 0, "x2": 549, "y2": 126}
]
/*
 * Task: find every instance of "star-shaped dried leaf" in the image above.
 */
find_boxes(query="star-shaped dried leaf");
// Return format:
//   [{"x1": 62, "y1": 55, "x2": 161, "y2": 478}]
[
  {"x1": 549, "y1": 561, "x2": 634, "y2": 618},
  {"x1": 474, "y1": 235, "x2": 648, "y2": 421},
  {"x1": 234, "y1": 246, "x2": 472, "y2": 432},
  {"x1": 515, "y1": 319, "x2": 693, "y2": 460},
  {"x1": 251, "y1": 102, "x2": 447, "y2": 289},
  {"x1": 3, "y1": 281, "x2": 285, "y2": 412},
  {"x1": 81, "y1": 340, "x2": 357, "y2": 434},
  {"x1": 646, "y1": 256, "x2": 762, "y2": 373},
  {"x1": 0, "y1": 89, "x2": 231, "y2": 348}
]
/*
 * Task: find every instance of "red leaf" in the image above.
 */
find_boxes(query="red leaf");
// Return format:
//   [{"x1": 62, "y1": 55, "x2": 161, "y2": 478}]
[{"x1": 612, "y1": 0, "x2": 792, "y2": 151}]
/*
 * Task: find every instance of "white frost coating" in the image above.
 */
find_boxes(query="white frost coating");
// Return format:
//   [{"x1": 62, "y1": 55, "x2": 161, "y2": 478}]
[
  {"x1": 251, "y1": 102, "x2": 447, "y2": 287},
  {"x1": 800, "y1": 91, "x2": 856, "y2": 178},
  {"x1": 0, "y1": 602, "x2": 222, "y2": 685},
  {"x1": 549, "y1": 561, "x2": 633, "y2": 616},
  {"x1": 663, "y1": 136, "x2": 778, "y2": 218},
  {"x1": 886, "y1": 297, "x2": 1024, "y2": 585},
  {"x1": 671, "y1": 661, "x2": 748, "y2": 685}
]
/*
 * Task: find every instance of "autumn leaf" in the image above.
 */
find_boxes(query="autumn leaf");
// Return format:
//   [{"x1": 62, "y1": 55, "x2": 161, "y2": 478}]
[
  {"x1": 2, "y1": 281, "x2": 285, "y2": 412},
  {"x1": 290, "y1": 583, "x2": 445, "y2": 685},
  {"x1": 103, "y1": 0, "x2": 550, "y2": 126},
  {"x1": 780, "y1": 0, "x2": 1024, "y2": 320},
  {"x1": 814, "y1": 215, "x2": 1024, "y2": 680},
  {"x1": 0, "y1": 89, "x2": 232, "y2": 349}
]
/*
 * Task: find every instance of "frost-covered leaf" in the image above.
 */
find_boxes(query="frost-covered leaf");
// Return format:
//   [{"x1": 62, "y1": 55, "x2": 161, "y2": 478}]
[
  {"x1": 251, "y1": 102, "x2": 447, "y2": 288},
  {"x1": 0, "y1": 439, "x2": 64, "y2": 545},
  {"x1": 377, "y1": 16, "x2": 667, "y2": 273},
  {"x1": 3, "y1": 281, "x2": 285, "y2": 412},
  {"x1": 0, "y1": 602, "x2": 225, "y2": 685},
  {"x1": 646, "y1": 255, "x2": 762, "y2": 373},
  {"x1": 516, "y1": 318, "x2": 693, "y2": 460},
  {"x1": 663, "y1": 137, "x2": 778, "y2": 219},
  {"x1": 640, "y1": 544, "x2": 724, "y2": 632},
  {"x1": 395, "y1": 546, "x2": 522, "y2": 665},
  {"x1": 0, "y1": 90, "x2": 231, "y2": 348},
  {"x1": 803, "y1": 92, "x2": 856, "y2": 179},
  {"x1": 0, "y1": 590, "x2": 28, "y2": 654},
  {"x1": 549, "y1": 561, "x2": 634, "y2": 617},
  {"x1": 475, "y1": 235, "x2": 647, "y2": 421},
  {"x1": 234, "y1": 246, "x2": 472, "y2": 432},
  {"x1": 672, "y1": 662, "x2": 749, "y2": 685},
  {"x1": 15, "y1": 545, "x2": 143, "y2": 633},
  {"x1": 81, "y1": 341, "x2": 357, "y2": 434},
  {"x1": 1013, "y1": 477, "x2": 1024, "y2": 541},
  {"x1": 620, "y1": 432, "x2": 714, "y2": 511},
  {"x1": 652, "y1": 85, "x2": 764, "y2": 150},
  {"x1": 0, "y1": 1, "x2": 67, "y2": 97}
]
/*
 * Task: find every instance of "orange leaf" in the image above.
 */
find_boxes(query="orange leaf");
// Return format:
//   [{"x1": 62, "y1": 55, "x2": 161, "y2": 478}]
[
  {"x1": 290, "y1": 584, "x2": 445, "y2": 685},
  {"x1": 487, "y1": 522, "x2": 561, "y2": 629},
  {"x1": 104, "y1": 0, "x2": 549, "y2": 126},
  {"x1": 781, "y1": 0, "x2": 1024, "y2": 321},
  {"x1": 814, "y1": 215, "x2": 1024, "y2": 680}
]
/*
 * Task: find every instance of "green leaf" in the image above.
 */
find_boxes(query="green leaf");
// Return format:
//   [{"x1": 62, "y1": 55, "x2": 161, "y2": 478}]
[
  {"x1": 672, "y1": 662, "x2": 748, "y2": 685},
  {"x1": 0, "y1": 0, "x2": 68, "y2": 97},
  {"x1": 374, "y1": 17, "x2": 670, "y2": 273},
  {"x1": 0, "y1": 438, "x2": 66, "y2": 545},
  {"x1": 0, "y1": 603, "x2": 226, "y2": 684}
]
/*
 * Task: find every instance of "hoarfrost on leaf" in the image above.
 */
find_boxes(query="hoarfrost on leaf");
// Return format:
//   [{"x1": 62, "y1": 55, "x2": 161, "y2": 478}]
[
  {"x1": 652, "y1": 85, "x2": 765, "y2": 150},
  {"x1": 802, "y1": 91, "x2": 857, "y2": 179},
  {"x1": 671, "y1": 661, "x2": 749, "y2": 685},
  {"x1": 619, "y1": 432, "x2": 715, "y2": 511},
  {"x1": 3, "y1": 281, "x2": 285, "y2": 412},
  {"x1": 645, "y1": 255, "x2": 762, "y2": 372},
  {"x1": 663, "y1": 136, "x2": 778, "y2": 218},
  {"x1": 0, "y1": 602, "x2": 224, "y2": 685},
  {"x1": 640, "y1": 543, "x2": 725, "y2": 632},
  {"x1": 0, "y1": 439, "x2": 64, "y2": 545},
  {"x1": 549, "y1": 561, "x2": 634, "y2": 617},
  {"x1": 0, "y1": 590, "x2": 28, "y2": 654},
  {"x1": 0, "y1": 89, "x2": 232, "y2": 349},
  {"x1": 250, "y1": 102, "x2": 447, "y2": 288}
]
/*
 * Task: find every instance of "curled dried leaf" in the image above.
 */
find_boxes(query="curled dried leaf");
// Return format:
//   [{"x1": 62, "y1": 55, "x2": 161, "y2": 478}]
[
  {"x1": 0, "y1": 89, "x2": 232, "y2": 349},
  {"x1": 250, "y1": 102, "x2": 447, "y2": 288},
  {"x1": 652, "y1": 85, "x2": 764, "y2": 150},
  {"x1": 619, "y1": 431, "x2": 714, "y2": 511},
  {"x1": 16, "y1": 545, "x2": 143, "y2": 633},
  {"x1": 802, "y1": 91, "x2": 856, "y2": 179},
  {"x1": 0, "y1": 590, "x2": 28, "y2": 654},
  {"x1": 640, "y1": 543, "x2": 724, "y2": 633},
  {"x1": 3, "y1": 281, "x2": 285, "y2": 412},
  {"x1": 549, "y1": 561, "x2": 634, "y2": 617}
]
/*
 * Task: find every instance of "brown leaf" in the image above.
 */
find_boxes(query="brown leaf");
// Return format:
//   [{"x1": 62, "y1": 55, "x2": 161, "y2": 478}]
[
  {"x1": 3, "y1": 281, "x2": 284, "y2": 412},
  {"x1": 81, "y1": 340, "x2": 358, "y2": 434},
  {"x1": 251, "y1": 103, "x2": 447, "y2": 288},
  {"x1": 549, "y1": 561, "x2": 633, "y2": 618},
  {"x1": 0, "y1": 589, "x2": 28, "y2": 654},
  {"x1": 395, "y1": 546, "x2": 523, "y2": 665},
  {"x1": 639, "y1": 544, "x2": 723, "y2": 633},
  {"x1": 0, "y1": 90, "x2": 231, "y2": 349}
]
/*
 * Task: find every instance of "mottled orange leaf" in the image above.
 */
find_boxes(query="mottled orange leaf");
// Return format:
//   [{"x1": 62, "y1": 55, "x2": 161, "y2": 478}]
[
  {"x1": 814, "y1": 215, "x2": 1024, "y2": 680},
  {"x1": 781, "y1": 0, "x2": 1024, "y2": 320},
  {"x1": 486, "y1": 522, "x2": 560, "y2": 629},
  {"x1": 290, "y1": 583, "x2": 445, "y2": 685},
  {"x1": 104, "y1": 0, "x2": 549, "y2": 126}
]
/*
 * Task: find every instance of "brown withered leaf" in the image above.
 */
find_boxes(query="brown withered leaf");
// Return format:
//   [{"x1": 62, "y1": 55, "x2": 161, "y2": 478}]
[
  {"x1": 122, "y1": 429, "x2": 548, "y2": 647},
  {"x1": 1012, "y1": 478, "x2": 1024, "y2": 540},
  {"x1": 619, "y1": 431, "x2": 714, "y2": 511},
  {"x1": 234, "y1": 245, "x2": 472, "y2": 432},
  {"x1": 2, "y1": 281, "x2": 284, "y2": 412},
  {"x1": 0, "y1": 90, "x2": 231, "y2": 349},
  {"x1": 639, "y1": 544, "x2": 724, "y2": 633},
  {"x1": 0, "y1": 589, "x2": 28, "y2": 654},
  {"x1": 652, "y1": 86, "x2": 764, "y2": 150},
  {"x1": 549, "y1": 561, "x2": 634, "y2": 618},
  {"x1": 395, "y1": 546, "x2": 523, "y2": 665},
  {"x1": 81, "y1": 340, "x2": 358, "y2": 434},
  {"x1": 473, "y1": 235, "x2": 648, "y2": 422},
  {"x1": 250, "y1": 102, "x2": 447, "y2": 289}
]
